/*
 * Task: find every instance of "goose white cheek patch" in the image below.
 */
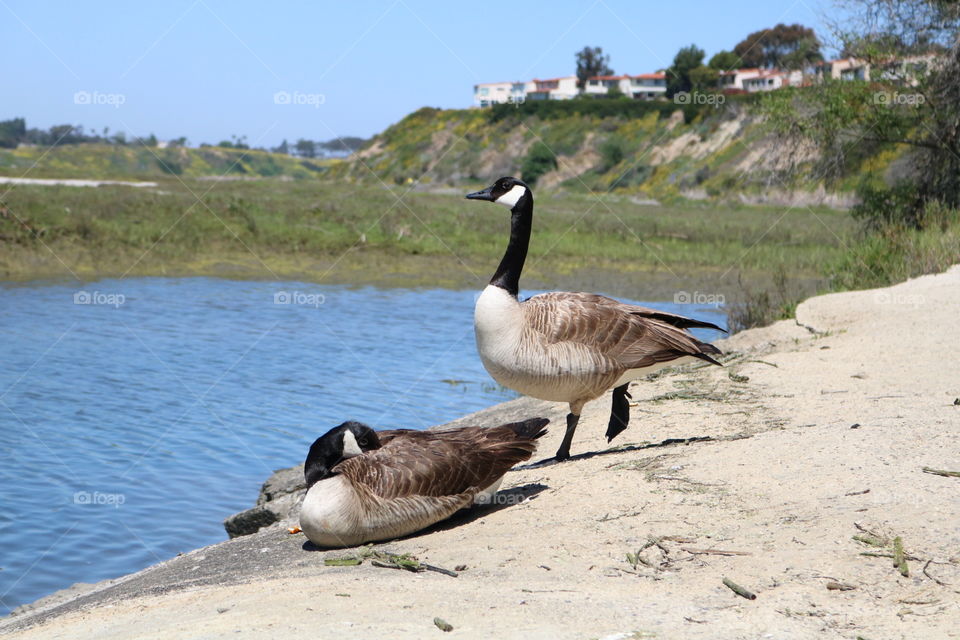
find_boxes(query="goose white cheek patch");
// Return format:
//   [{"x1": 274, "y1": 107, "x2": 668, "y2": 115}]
[
  {"x1": 341, "y1": 430, "x2": 363, "y2": 458},
  {"x1": 495, "y1": 184, "x2": 527, "y2": 208}
]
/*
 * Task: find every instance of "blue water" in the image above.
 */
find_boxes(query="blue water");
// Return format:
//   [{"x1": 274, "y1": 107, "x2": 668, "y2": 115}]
[{"x1": 0, "y1": 277, "x2": 725, "y2": 614}]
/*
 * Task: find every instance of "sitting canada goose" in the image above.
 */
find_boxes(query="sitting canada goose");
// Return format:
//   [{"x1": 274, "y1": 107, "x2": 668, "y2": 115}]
[
  {"x1": 299, "y1": 417, "x2": 548, "y2": 547},
  {"x1": 466, "y1": 177, "x2": 725, "y2": 461}
]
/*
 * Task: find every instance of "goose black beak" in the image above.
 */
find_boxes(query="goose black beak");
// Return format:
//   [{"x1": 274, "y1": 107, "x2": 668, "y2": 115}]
[{"x1": 465, "y1": 186, "x2": 495, "y2": 201}]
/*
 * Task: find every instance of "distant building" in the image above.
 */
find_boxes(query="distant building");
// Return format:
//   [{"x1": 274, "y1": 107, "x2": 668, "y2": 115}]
[
  {"x1": 815, "y1": 54, "x2": 937, "y2": 86},
  {"x1": 718, "y1": 68, "x2": 762, "y2": 92},
  {"x1": 582, "y1": 74, "x2": 625, "y2": 96},
  {"x1": 473, "y1": 52, "x2": 939, "y2": 107},
  {"x1": 526, "y1": 76, "x2": 579, "y2": 101},
  {"x1": 473, "y1": 81, "x2": 526, "y2": 108},
  {"x1": 625, "y1": 73, "x2": 667, "y2": 99},
  {"x1": 741, "y1": 69, "x2": 803, "y2": 92},
  {"x1": 815, "y1": 58, "x2": 870, "y2": 82}
]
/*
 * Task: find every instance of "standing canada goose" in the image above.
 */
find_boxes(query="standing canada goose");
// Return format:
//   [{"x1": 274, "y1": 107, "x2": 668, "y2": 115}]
[
  {"x1": 299, "y1": 417, "x2": 548, "y2": 547},
  {"x1": 466, "y1": 177, "x2": 725, "y2": 461}
]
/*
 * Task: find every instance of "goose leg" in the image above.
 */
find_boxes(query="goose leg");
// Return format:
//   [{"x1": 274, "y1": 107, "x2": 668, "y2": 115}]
[
  {"x1": 605, "y1": 383, "x2": 632, "y2": 443},
  {"x1": 555, "y1": 412, "x2": 580, "y2": 461}
]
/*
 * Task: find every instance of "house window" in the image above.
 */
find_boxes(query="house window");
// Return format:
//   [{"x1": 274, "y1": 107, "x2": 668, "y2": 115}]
[{"x1": 478, "y1": 87, "x2": 489, "y2": 96}]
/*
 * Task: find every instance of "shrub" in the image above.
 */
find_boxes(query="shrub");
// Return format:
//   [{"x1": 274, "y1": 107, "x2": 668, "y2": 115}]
[
  {"x1": 598, "y1": 138, "x2": 625, "y2": 172},
  {"x1": 520, "y1": 142, "x2": 557, "y2": 186}
]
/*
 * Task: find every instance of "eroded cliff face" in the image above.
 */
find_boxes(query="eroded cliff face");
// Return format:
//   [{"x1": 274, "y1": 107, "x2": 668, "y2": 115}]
[{"x1": 334, "y1": 103, "x2": 886, "y2": 205}]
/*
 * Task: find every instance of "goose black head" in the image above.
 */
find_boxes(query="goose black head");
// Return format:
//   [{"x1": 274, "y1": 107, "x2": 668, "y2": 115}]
[
  {"x1": 304, "y1": 421, "x2": 381, "y2": 488},
  {"x1": 466, "y1": 176, "x2": 531, "y2": 210}
]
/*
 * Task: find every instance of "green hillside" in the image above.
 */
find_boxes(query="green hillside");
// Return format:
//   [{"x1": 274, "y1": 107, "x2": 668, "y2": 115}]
[
  {"x1": 0, "y1": 144, "x2": 333, "y2": 180},
  {"x1": 331, "y1": 96, "x2": 900, "y2": 203}
]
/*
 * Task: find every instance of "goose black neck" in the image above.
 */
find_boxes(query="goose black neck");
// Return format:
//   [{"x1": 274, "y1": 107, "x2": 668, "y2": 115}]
[{"x1": 490, "y1": 194, "x2": 532, "y2": 298}]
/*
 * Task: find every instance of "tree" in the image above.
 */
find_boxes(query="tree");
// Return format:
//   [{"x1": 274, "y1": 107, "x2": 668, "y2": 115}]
[
  {"x1": 295, "y1": 138, "x2": 317, "y2": 158},
  {"x1": 273, "y1": 139, "x2": 290, "y2": 155},
  {"x1": 733, "y1": 23, "x2": 823, "y2": 69},
  {"x1": 318, "y1": 136, "x2": 368, "y2": 154},
  {"x1": 575, "y1": 46, "x2": 613, "y2": 89},
  {"x1": 49, "y1": 124, "x2": 79, "y2": 145},
  {"x1": 0, "y1": 117, "x2": 26, "y2": 148},
  {"x1": 666, "y1": 44, "x2": 705, "y2": 97},
  {"x1": 762, "y1": 1, "x2": 960, "y2": 228},
  {"x1": 708, "y1": 50, "x2": 742, "y2": 71},
  {"x1": 689, "y1": 65, "x2": 720, "y2": 91}
]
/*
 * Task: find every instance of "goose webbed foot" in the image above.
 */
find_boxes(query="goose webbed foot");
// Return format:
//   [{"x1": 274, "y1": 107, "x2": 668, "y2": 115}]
[
  {"x1": 605, "y1": 384, "x2": 632, "y2": 443},
  {"x1": 554, "y1": 412, "x2": 580, "y2": 461}
]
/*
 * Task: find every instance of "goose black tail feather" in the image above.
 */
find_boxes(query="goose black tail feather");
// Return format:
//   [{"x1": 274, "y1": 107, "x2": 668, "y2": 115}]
[
  {"x1": 692, "y1": 349, "x2": 723, "y2": 367},
  {"x1": 633, "y1": 311, "x2": 728, "y2": 334}
]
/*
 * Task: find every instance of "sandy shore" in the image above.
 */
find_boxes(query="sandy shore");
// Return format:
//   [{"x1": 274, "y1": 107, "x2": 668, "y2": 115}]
[{"x1": 3, "y1": 266, "x2": 958, "y2": 639}]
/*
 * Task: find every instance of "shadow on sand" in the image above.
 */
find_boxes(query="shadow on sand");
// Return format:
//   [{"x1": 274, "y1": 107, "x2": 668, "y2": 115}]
[{"x1": 517, "y1": 433, "x2": 750, "y2": 469}]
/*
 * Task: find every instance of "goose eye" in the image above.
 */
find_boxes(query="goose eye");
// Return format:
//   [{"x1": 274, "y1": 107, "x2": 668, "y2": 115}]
[{"x1": 357, "y1": 438, "x2": 367, "y2": 446}]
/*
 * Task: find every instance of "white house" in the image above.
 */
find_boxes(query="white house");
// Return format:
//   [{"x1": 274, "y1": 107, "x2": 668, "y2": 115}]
[
  {"x1": 814, "y1": 58, "x2": 870, "y2": 82},
  {"x1": 741, "y1": 69, "x2": 803, "y2": 92},
  {"x1": 625, "y1": 73, "x2": 667, "y2": 99},
  {"x1": 526, "y1": 76, "x2": 579, "y2": 101},
  {"x1": 473, "y1": 81, "x2": 527, "y2": 107},
  {"x1": 718, "y1": 68, "x2": 762, "y2": 91},
  {"x1": 583, "y1": 72, "x2": 667, "y2": 99},
  {"x1": 583, "y1": 74, "x2": 625, "y2": 96}
]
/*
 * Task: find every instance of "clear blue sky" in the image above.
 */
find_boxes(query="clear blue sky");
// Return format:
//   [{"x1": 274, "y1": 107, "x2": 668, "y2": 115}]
[{"x1": 2, "y1": 0, "x2": 832, "y2": 146}]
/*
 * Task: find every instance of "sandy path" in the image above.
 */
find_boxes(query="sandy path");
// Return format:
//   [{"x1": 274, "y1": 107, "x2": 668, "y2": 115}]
[
  {"x1": 3, "y1": 266, "x2": 958, "y2": 639},
  {"x1": 0, "y1": 177, "x2": 158, "y2": 188}
]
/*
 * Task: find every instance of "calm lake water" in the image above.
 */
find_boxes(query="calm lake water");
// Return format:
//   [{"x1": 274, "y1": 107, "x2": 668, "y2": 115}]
[{"x1": 0, "y1": 277, "x2": 726, "y2": 614}]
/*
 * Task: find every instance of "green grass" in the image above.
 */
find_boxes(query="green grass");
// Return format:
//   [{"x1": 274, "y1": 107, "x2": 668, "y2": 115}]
[
  {"x1": 828, "y1": 218, "x2": 960, "y2": 291},
  {"x1": 0, "y1": 178, "x2": 854, "y2": 297},
  {"x1": 0, "y1": 144, "x2": 334, "y2": 180}
]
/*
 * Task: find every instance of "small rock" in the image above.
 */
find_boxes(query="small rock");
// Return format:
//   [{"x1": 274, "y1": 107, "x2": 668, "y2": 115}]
[{"x1": 223, "y1": 506, "x2": 279, "y2": 538}]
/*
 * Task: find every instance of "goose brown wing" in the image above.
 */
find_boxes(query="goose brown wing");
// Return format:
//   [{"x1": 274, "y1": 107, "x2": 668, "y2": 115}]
[
  {"x1": 333, "y1": 422, "x2": 544, "y2": 500},
  {"x1": 522, "y1": 292, "x2": 722, "y2": 370}
]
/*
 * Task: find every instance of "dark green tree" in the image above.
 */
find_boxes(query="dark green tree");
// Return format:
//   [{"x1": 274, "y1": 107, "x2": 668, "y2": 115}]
[
  {"x1": 689, "y1": 65, "x2": 720, "y2": 91},
  {"x1": 666, "y1": 44, "x2": 706, "y2": 97},
  {"x1": 708, "y1": 50, "x2": 742, "y2": 71},
  {"x1": 733, "y1": 23, "x2": 823, "y2": 69},
  {"x1": 295, "y1": 138, "x2": 317, "y2": 158},
  {"x1": 575, "y1": 46, "x2": 613, "y2": 89},
  {"x1": 0, "y1": 117, "x2": 26, "y2": 148}
]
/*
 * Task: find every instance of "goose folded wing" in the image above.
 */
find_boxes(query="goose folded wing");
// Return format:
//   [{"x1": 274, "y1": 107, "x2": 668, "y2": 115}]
[
  {"x1": 332, "y1": 440, "x2": 493, "y2": 501},
  {"x1": 524, "y1": 292, "x2": 721, "y2": 369}
]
